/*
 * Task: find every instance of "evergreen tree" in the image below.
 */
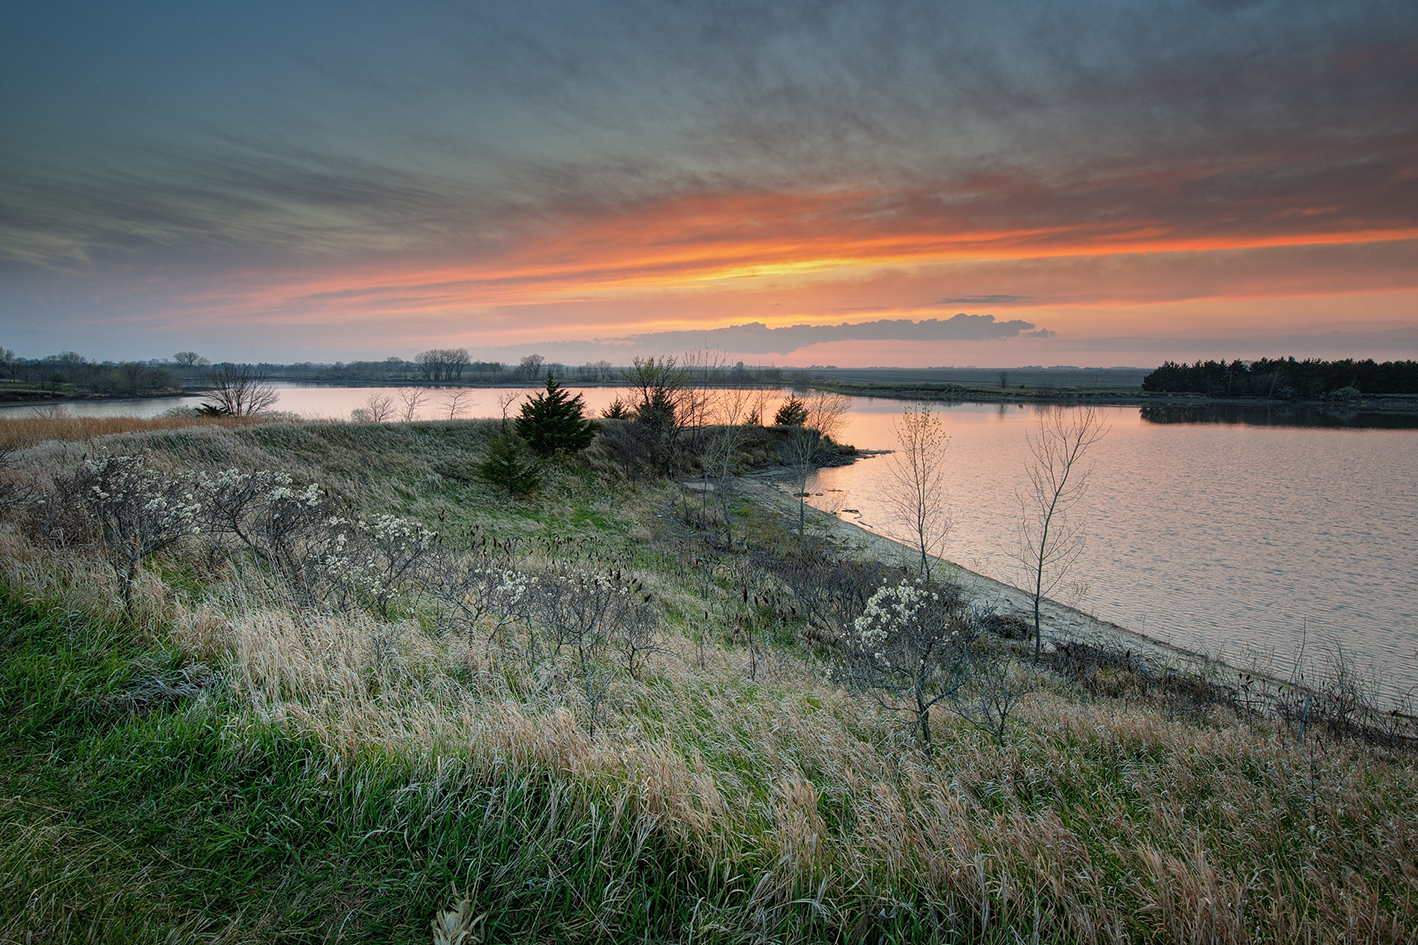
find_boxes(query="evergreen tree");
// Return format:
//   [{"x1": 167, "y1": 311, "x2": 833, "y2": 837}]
[
  {"x1": 774, "y1": 396, "x2": 808, "y2": 426},
  {"x1": 516, "y1": 372, "x2": 597, "y2": 458},
  {"x1": 477, "y1": 429, "x2": 543, "y2": 496}
]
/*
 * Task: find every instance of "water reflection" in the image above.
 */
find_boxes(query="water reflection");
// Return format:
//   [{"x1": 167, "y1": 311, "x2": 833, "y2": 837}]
[
  {"x1": 1140, "y1": 403, "x2": 1418, "y2": 429},
  {"x1": 811, "y1": 401, "x2": 1418, "y2": 702}
]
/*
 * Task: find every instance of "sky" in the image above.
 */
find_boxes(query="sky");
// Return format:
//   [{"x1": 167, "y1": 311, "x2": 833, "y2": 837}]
[{"x1": 2, "y1": 0, "x2": 1416, "y2": 369}]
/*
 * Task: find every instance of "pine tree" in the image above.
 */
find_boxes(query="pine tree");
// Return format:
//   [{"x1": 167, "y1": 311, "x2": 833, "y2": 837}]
[
  {"x1": 516, "y1": 372, "x2": 598, "y2": 458},
  {"x1": 477, "y1": 429, "x2": 543, "y2": 496},
  {"x1": 774, "y1": 396, "x2": 808, "y2": 426}
]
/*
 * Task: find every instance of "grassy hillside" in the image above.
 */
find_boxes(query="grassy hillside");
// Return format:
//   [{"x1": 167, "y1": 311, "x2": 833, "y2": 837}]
[{"x1": 1, "y1": 417, "x2": 1415, "y2": 943}]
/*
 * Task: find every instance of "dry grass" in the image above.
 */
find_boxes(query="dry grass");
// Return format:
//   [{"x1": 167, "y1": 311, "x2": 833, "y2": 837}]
[
  {"x1": 0, "y1": 413, "x2": 268, "y2": 450},
  {"x1": 178, "y1": 592, "x2": 1418, "y2": 944},
  {"x1": 3, "y1": 421, "x2": 1417, "y2": 943}
]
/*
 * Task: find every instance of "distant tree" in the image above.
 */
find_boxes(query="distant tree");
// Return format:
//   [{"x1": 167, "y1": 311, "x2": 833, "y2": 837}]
[
  {"x1": 118, "y1": 362, "x2": 147, "y2": 394},
  {"x1": 415, "y1": 350, "x2": 438, "y2": 381},
  {"x1": 414, "y1": 348, "x2": 471, "y2": 382},
  {"x1": 203, "y1": 365, "x2": 279, "y2": 416},
  {"x1": 998, "y1": 370, "x2": 1010, "y2": 389},
  {"x1": 0, "y1": 347, "x2": 16, "y2": 378},
  {"x1": 578, "y1": 359, "x2": 616, "y2": 382},
  {"x1": 518, "y1": 353, "x2": 546, "y2": 379},
  {"x1": 774, "y1": 396, "x2": 808, "y2": 426},
  {"x1": 516, "y1": 372, "x2": 597, "y2": 458},
  {"x1": 783, "y1": 390, "x2": 850, "y2": 536},
  {"x1": 445, "y1": 347, "x2": 470, "y2": 381},
  {"x1": 174, "y1": 351, "x2": 210, "y2": 367}
]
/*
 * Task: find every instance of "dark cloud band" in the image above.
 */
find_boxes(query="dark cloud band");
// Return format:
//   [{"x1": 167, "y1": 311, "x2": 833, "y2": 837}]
[{"x1": 621, "y1": 314, "x2": 1041, "y2": 355}]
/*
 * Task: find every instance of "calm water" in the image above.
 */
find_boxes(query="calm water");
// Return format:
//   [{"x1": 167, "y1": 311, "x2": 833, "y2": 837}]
[
  {"x1": 8, "y1": 386, "x2": 1416, "y2": 697},
  {"x1": 0, "y1": 385, "x2": 633, "y2": 421},
  {"x1": 808, "y1": 400, "x2": 1418, "y2": 701}
]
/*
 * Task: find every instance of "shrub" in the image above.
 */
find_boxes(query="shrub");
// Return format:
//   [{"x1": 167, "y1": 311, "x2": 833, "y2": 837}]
[
  {"x1": 516, "y1": 372, "x2": 597, "y2": 458},
  {"x1": 773, "y1": 396, "x2": 808, "y2": 427},
  {"x1": 835, "y1": 577, "x2": 971, "y2": 755},
  {"x1": 477, "y1": 430, "x2": 543, "y2": 497},
  {"x1": 79, "y1": 452, "x2": 200, "y2": 611}
]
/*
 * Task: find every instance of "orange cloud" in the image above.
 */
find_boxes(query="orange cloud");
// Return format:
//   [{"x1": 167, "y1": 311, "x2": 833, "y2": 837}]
[{"x1": 177, "y1": 176, "x2": 1418, "y2": 345}]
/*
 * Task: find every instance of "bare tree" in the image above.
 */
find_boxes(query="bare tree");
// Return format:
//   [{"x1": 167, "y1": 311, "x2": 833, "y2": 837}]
[
  {"x1": 702, "y1": 383, "x2": 770, "y2": 549},
  {"x1": 445, "y1": 347, "x2": 470, "y2": 381},
  {"x1": 438, "y1": 387, "x2": 476, "y2": 419},
  {"x1": 360, "y1": 393, "x2": 395, "y2": 423},
  {"x1": 496, "y1": 390, "x2": 522, "y2": 426},
  {"x1": 414, "y1": 348, "x2": 471, "y2": 381},
  {"x1": 1014, "y1": 405, "x2": 1109, "y2": 661},
  {"x1": 880, "y1": 402, "x2": 951, "y2": 578},
  {"x1": 396, "y1": 387, "x2": 427, "y2": 422},
  {"x1": 783, "y1": 390, "x2": 850, "y2": 537},
  {"x1": 203, "y1": 365, "x2": 279, "y2": 416},
  {"x1": 174, "y1": 351, "x2": 210, "y2": 367}
]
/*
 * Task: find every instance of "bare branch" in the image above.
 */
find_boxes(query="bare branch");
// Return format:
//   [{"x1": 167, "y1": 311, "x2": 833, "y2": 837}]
[
  {"x1": 879, "y1": 402, "x2": 951, "y2": 578},
  {"x1": 1014, "y1": 405, "x2": 1110, "y2": 660},
  {"x1": 203, "y1": 365, "x2": 279, "y2": 416}
]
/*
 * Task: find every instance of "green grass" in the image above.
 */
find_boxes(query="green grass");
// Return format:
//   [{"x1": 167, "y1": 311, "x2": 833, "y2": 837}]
[
  {"x1": 0, "y1": 592, "x2": 938, "y2": 944},
  {"x1": 4, "y1": 418, "x2": 1418, "y2": 944}
]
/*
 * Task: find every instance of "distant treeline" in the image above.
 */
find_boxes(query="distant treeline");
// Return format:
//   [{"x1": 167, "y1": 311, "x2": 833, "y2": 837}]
[
  {"x1": 257, "y1": 352, "x2": 784, "y2": 386},
  {"x1": 1141, "y1": 358, "x2": 1418, "y2": 398},
  {"x1": 0, "y1": 345, "x2": 791, "y2": 396},
  {"x1": 0, "y1": 349, "x2": 176, "y2": 396}
]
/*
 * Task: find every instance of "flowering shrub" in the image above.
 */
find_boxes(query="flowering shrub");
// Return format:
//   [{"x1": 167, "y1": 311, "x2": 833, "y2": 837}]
[
  {"x1": 199, "y1": 469, "x2": 336, "y2": 598},
  {"x1": 80, "y1": 452, "x2": 201, "y2": 610},
  {"x1": 429, "y1": 559, "x2": 535, "y2": 653},
  {"x1": 319, "y1": 514, "x2": 435, "y2": 618},
  {"x1": 528, "y1": 564, "x2": 657, "y2": 735},
  {"x1": 836, "y1": 578, "x2": 971, "y2": 755}
]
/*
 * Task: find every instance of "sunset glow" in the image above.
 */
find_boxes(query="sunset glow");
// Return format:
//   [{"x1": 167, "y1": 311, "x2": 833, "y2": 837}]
[{"x1": 3, "y1": 1, "x2": 1416, "y2": 366}]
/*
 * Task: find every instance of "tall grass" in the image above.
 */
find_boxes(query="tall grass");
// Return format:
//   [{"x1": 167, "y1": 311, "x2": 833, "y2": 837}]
[
  {"x1": 1, "y1": 418, "x2": 1416, "y2": 943},
  {"x1": 0, "y1": 413, "x2": 266, "y2": 450}
]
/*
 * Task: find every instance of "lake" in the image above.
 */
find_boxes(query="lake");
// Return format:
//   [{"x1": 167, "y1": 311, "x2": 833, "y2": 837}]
[
  {"x1": 808, "y1": 399, "x2": 1418, "y2": 703},
  {"x1": 0, "y1": 384, "x2": 632, "y2": 422},
  {"x1": 7, "y1": 385, "x2": 1416, "y2": 699}
]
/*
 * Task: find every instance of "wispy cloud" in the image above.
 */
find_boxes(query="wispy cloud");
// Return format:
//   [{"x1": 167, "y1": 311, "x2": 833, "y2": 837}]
[{"x1": 1, "y1": 0, "x2": 1415, "y2": 363}]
